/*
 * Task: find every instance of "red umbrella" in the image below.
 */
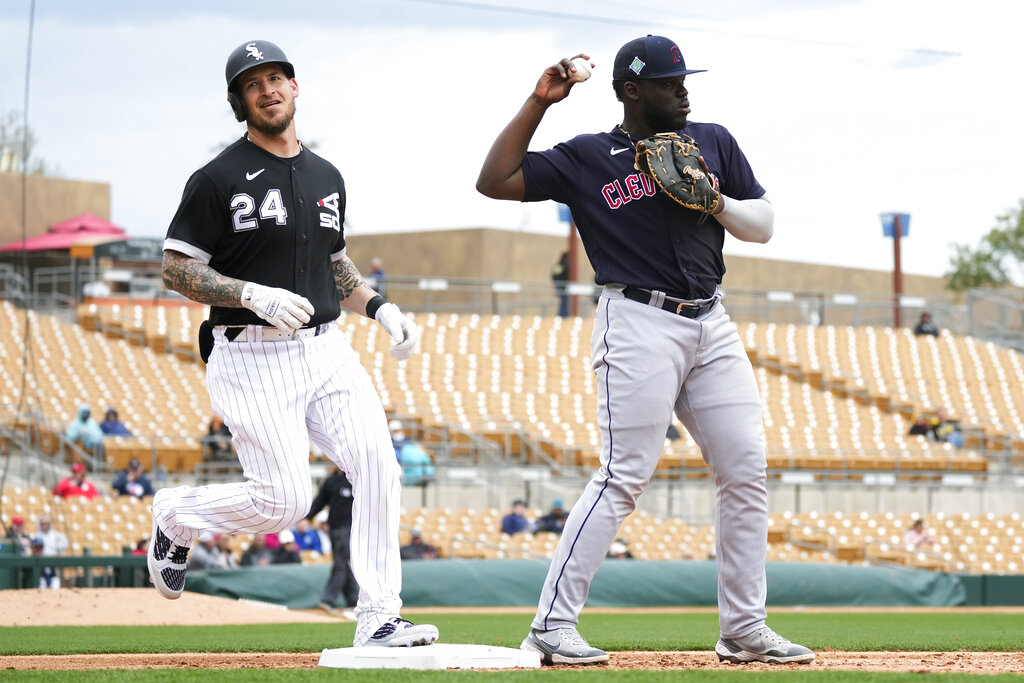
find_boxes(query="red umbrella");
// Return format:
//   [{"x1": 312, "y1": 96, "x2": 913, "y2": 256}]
[{"x1": 0, "y1": 213, "x2": 125, "y2": 252}]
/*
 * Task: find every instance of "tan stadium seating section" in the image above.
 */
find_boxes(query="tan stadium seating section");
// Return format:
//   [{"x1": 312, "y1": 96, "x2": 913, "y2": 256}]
[
  {"x1": 4, "y1": 302, "x2": 1023, "y2": 476},
  {"x1": 3, "y1": 487, "x2": 1021, "y2": 574}
]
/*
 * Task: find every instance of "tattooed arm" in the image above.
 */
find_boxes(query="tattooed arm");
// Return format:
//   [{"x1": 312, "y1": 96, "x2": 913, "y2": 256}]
[
  {"x1": 334, "y1": 255, "x2": 381, "y2": 318},
  {"x1": 162, "y1": 250, "x2": 246, "y2": 306}
]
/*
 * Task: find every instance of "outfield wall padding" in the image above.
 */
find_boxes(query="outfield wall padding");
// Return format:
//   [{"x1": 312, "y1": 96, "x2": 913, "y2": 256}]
[{"x1": 185, "y1": 559, "x2": 967, "y2": 609}]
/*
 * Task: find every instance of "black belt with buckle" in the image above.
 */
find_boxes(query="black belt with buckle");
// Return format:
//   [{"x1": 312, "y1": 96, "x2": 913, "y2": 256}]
[{"x1": 621, "y1": 286, "x2": 717, "y2": 319}]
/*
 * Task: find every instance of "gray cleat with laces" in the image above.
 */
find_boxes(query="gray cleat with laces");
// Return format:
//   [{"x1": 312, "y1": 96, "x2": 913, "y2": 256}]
[
  {"x1": 715, "y1": 626, "x2": 815, "y2": 664},
  {"x1": 521, "y1": 627, "x2": 609, "y2": 665}
]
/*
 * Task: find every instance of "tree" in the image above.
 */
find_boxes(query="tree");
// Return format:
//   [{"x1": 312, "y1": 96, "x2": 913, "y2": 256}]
[
  {"x1": 0, "y1": 109, "x2": 56, "y2": 175},
  {"x1": 946, "y1": 200, "x2": 1024, "y2": 292}
]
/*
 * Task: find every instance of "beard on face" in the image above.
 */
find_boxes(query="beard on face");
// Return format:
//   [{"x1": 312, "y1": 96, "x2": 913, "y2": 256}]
[
  {"x1": 248, "y1": 100, "x2": 296, "y2": 137},
  {"x1": 646, "y1": 108, "x2": 687, "y2": 133}
]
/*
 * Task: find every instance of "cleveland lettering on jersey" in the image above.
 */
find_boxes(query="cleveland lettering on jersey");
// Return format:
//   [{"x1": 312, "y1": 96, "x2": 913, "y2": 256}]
[{"x1": 601, "y1": 172, "x2": 657, "y2": 209}]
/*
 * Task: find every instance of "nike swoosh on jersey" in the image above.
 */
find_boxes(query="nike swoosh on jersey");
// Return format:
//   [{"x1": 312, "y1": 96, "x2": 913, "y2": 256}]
[
  {"x1": 610, "y1": 147, "x2": 631, "y2": 155},
  {"x1": 245, "y1": 169, "x2": 266, "y2": 180}
]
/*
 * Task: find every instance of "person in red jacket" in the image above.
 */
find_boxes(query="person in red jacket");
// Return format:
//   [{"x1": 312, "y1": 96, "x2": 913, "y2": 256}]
[{"x1": 53, "y1": 462, "x2": 101, "y2": 500}]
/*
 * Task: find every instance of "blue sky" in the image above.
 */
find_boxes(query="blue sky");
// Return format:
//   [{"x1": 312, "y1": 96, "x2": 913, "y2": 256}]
[{"x1": 1, "y1": 0, "x2": 1019, "y2": 279}]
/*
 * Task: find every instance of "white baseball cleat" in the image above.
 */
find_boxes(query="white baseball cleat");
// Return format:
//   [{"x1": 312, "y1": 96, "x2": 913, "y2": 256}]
[
  {"x1": 363, "y1": 617, "x2": 439, "y2": 647},
  {"x1": 715, "y1": 626, "x2": 815, "y2": 664},
  {"x1": 521, "y1": 627, "x2": 609, "y2": 665}
]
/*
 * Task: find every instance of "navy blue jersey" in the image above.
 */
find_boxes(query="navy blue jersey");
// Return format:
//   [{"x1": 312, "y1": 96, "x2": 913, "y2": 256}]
[
  {"x1": 522, "y1": 122, "x2": 764, "y2": 299},
  {"x1": 164, "y1": 136, "x2": 346, "y2": 327}
]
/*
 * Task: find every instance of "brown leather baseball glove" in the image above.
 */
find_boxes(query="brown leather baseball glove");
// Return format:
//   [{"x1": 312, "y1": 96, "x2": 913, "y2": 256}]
[{"x1": 634, "y1": 133, "x2": 720, "y2": 217}]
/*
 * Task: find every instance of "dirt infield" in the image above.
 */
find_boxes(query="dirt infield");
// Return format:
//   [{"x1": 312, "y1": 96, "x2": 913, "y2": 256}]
[
  {"x1": 1, "y1": 651, "x2": 1022, "y2": 673},
  {"x1": 0, "y1": 588, "x2": 338, "y2": 627},
  {"x1": 1, "y1": 589, "x2": 1021, "y2": 673}
]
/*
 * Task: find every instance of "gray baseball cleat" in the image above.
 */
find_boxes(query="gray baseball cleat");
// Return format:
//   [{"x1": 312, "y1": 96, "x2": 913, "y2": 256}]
[
  {"x1": 715, "y1": 626, "x2": 815, "y2": 664},
  {"x1": 147, "y1": 520, "x2": 191, "y2": 600},
  {"x1": 364, "y1": 617, "x2": 439, "y2": 647},
  {"x1": 521, "y1": 627, "x2": 609, "y2": 665}
]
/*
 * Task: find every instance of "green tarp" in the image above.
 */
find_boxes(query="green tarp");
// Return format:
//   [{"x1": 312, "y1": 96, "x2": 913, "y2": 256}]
[{"x1": 185, "y1": 560, "x2": 967, "y2": 609}]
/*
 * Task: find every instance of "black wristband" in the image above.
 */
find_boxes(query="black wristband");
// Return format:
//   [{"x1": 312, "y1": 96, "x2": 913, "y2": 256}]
[{"x1": 365, "y1": 295, "x2": 387, "y2": 319}]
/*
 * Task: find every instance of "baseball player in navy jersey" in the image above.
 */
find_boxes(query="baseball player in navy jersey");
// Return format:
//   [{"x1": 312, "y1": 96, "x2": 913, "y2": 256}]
[
  {"x1": 152, "y1": 39, "x2": 437, "y2": 648},
  {"x1": 477, "y1": 35, "x2": 813, "y2": 666}
]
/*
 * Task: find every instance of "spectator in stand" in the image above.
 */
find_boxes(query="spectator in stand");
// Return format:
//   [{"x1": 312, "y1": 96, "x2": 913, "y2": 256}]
[
  {"x1": 313, "y1": 510, "x2": 333, "y2": 555},
  {"x1": 65, "y1": 404, "x2": 105, "y2": 454},
  {"x1": 552, "y1": 250, "x2": 570, "y2": 318},
  {"x1": 111, "y1": 458, "x2": 155, "y2": 499},
  {"x1": 99, "y1": 407, "x2": 132, "y2": 436},
  {"x1": 367, "y1": 257, "x2": 388, "y2": 299},
  {"x1": 202, "y1": 415, "x2": 234, "y2": 461},
  {"x1": 215, "y1": 534, "x2": 240, "y2": 570},
  {"x1": 53, "y1": 462, "x2": 101, "y2": 500},
  {"x1": 607, "y1": 540, "x2": 634, "y2": 559},
  {"x1": 188, "y1": 531, "x2": 222, "y2": 571},
  {"x1": 913, "y1": 312, "x2": 940, "y2": 337},
  {"x1": 35, "y1": 514, "x2": 68, "y2": 558},
  {"x1": 241, "y1": 534, "x2": 275, "y2": 567},
  {"x1": 308, "y1": 469, "x2": 358, "y2": 616},
  {"x1": 31, "y1": 538, "x2": 60, "y2": 589},
  {"x1": 532, "y1": 499, "x2": 568, "y2": 535},
  {"x1": 390, "y1": 420, "x2": 435, "y2": 486},
  {"x1": 910, "y1": 409, "x2": 963, "y2": 448},
  {"x1": 5, "y1": 516, "x2": 32, "y2": 554},
  {"x1": 502, "y1": 499, "x2": 530, "y2": 535},
  {"x1": 400, "y1": 529, "x2": 438, "y2": 560},
  {"x1": 908, "y1": 414, "x2": 932, "y2": 437},
  {"x1": 272, "y1": 529, "x2": 303, "y2": 564},
  {"x1": 933, "y1": 408, "x2": 964, "y2": 448},
  {"x1": 291, "y1": 518, "x2": 322, "y2": 553},
  {"x1": 131, "y1": 538, "x2": 149, "y2": 556},
  {"x1": 903, "y1": 519, "x2": 935, "y2": 551}
]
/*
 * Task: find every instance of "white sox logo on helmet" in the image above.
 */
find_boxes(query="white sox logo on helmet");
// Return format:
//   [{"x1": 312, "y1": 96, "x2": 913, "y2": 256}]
[{"x1": 246, "y1": 43, "x2": 264, "y2": 61}]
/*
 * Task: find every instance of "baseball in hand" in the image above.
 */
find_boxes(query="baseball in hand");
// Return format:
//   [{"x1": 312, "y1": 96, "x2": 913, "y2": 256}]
[{"x1": 569, "y1": 57, "x2": 592, "y2": 83}]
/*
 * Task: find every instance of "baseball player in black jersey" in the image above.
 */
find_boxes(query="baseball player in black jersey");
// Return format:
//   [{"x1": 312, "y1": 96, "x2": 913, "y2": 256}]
[
  {"x1": 151, "y1": 39, "x2": 437, "y2": 648},
  {"x1": 477, "y1": 36, "x2": 813, "y2": 665}
]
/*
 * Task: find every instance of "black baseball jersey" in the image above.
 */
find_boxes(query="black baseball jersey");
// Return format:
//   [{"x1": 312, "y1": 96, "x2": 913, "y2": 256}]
[
  {"x1": 522, "y1": 122, "x2": 764, "y2": 300},
  {"x1": 307, "y1": 470, "x2": 354, "y2": 531},
  {"x1": 164, "y1": 136, "x2": 346, "y2": 327}
]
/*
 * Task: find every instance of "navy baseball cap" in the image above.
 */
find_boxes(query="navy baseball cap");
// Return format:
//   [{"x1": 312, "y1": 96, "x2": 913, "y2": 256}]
[{"x1": 613, "y1": 35, "x2": 706, "y2": 80}]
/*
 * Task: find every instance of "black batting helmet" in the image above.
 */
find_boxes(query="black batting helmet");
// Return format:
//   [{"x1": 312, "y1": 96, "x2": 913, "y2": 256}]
[{"x1": 225, "y1": 40, "x2": 295, "y2": 122}]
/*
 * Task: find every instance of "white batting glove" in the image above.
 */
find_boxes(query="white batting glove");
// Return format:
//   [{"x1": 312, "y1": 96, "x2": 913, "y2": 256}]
[
  {"x1": 374, "y1": 302, "x2": 421, "y2": 361},
  {"x1": 240, "y1": 282, "x2": 314, "y2": 332}
]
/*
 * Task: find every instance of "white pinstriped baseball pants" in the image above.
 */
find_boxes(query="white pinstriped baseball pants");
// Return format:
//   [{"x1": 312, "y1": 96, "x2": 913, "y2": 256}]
[
  {"x1": 151, "y1": 325, "x2": 403, "y2": 643},
  {"x1": 532, "y1": 286, "x2": 769, "y2": 639}
]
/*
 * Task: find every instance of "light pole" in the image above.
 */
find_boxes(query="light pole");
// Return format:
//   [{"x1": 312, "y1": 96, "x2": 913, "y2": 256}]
[{"x1": 881, "y1": 212, "x2": 910, "y2": 328}]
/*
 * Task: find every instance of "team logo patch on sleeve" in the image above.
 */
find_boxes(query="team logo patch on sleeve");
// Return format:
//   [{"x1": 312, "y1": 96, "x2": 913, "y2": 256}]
[{"x1": 318, "y1": 192, "x2": 341, "y2": 231}]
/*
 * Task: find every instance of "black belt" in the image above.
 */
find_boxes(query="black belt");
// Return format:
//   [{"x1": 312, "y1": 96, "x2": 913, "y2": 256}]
[{"x1": 621, "y1": 286, "x2": 717, "y2": 319}]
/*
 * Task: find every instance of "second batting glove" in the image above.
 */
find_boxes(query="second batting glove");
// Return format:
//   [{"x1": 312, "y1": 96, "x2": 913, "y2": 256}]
[
  {"x1": 374, "y1": 302, "x2": 421, "y2": 361},
  {"x1": 240, "y1": 282, "x2": 315, "y2": 331}
]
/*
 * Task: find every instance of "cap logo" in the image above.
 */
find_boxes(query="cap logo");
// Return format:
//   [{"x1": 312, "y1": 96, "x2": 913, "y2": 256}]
[
  {"x1": 245, "y1": 43, "x2": 264, "y2": 61},
  {"x1": 629, "y1": 56, "x2": 645, "y2": 75},
  {"x1": 670, "y1": 45, "x2": 682, "y2": 64}
]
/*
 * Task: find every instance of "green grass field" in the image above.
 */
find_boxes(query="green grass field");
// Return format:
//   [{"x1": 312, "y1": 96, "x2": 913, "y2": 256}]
[{"x1": 2, "y1": 611, "x2": 1022, "y2": 680}]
